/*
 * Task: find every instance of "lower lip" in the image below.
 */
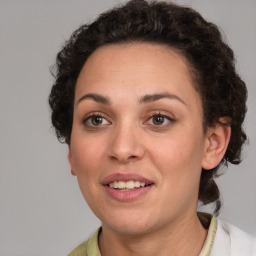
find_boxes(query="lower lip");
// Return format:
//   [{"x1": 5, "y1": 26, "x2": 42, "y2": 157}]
[{"x1": 104, "y1": 185, "x2": 153, "y2": 202}]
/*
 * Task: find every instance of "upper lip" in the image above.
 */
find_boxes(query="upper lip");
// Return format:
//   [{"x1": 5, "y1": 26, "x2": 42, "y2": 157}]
[{"x1": 102, "y1": 173, "x2": 154, "y2": 185}]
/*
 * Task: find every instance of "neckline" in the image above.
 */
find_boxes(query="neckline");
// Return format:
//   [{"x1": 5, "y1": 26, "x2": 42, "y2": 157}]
[{"x1": 86, "y1": 213, "x2": 218, "y2": 256}]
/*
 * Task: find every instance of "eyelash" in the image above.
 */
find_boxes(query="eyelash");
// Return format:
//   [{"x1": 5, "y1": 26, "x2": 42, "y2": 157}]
[
  {"x1": 82, "y1": 111, "x2": 175, "y2": 129},
  {"x1": 82, "y1": 112, "x2": 111, "y2": 128},
  {"x1": 146, "y1": 111, "x2": 175, "y2": 128}
]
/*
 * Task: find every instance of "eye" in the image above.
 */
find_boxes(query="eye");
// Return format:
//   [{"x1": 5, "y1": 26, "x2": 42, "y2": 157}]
[
  {"x1": 147, "y1": 113, "x2": 175, "y2": 127},
  {"x1": 83, "y1": 113, "x2": 111, "y2": 127}
]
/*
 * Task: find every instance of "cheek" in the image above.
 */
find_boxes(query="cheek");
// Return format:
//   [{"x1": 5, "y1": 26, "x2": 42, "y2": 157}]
[
  {"x1": 70, "y1": 134, "x2": 107, "y2": 176},
  {"x1": 150, "y1": 136, "x2": 197, "y2": 167},
  {"x1": 149, "y1": 134, "x2": 204, "y2": 186},
  {"x1": 70, "y1": 135, "x2": 108, "y2": 209},
  {"x1": 151, "y1": 137, "x2": 203, "y2": 209}
]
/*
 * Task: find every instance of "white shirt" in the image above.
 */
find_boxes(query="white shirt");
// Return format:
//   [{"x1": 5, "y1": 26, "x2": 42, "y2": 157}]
[
  {"x1": 211, "y1": 219, "x2": 256, "y2": 256},
  {"x1": 68, "y1": 216, "x2": 256, "y2": 256}
]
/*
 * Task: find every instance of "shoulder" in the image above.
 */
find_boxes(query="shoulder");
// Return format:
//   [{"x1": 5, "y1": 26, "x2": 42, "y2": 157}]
[
  {"x1": 211, "y1": 218, "x2": 256, "y2": 256},
  {"x1": 68, "y1": 240, "x2": 88, "y2": 256},
  {"x1": 68, "y1": 228, "x2": 101, "y2": 256}
]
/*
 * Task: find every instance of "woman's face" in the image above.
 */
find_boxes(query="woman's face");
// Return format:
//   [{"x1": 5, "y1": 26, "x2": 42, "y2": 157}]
[{"x1": 69, "y1": 43, "x2": 209, "y2": 235}]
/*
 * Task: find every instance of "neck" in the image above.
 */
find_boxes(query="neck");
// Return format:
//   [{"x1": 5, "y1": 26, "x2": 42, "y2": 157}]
[{"x1": 99, "y1": 212, "x2": 208, "y2": 256}]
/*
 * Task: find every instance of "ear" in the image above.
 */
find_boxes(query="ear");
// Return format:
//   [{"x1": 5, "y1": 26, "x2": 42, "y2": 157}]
[
  {"x1": 202, "y1": 121, "x2": 231, "y2": 170},
  {"x1": 68, "y1": 149, "x2": 77, "y2": 176}
]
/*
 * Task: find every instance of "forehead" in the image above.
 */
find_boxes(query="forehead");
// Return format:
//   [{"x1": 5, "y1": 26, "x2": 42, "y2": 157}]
[
  {"x1": 75, "y1": 42, "x2": 201, "y2": 109},
  {"x1": 78, "y1": 42, "x2": 193, "y2": 82}
]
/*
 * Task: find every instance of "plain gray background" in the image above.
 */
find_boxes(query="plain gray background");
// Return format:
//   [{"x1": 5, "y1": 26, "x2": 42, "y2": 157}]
[{"x1": 0, "y1": 0, "x2": 255, "y2": 255}]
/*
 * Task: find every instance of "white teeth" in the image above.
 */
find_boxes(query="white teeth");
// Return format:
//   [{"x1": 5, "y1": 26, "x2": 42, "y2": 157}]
[
  {"x1": 140, "y1": 182, "x2": 145, "y2": 187},
  {"x1": 126, "y1": 181, "x2": 134, "y2": 189},
  {"x1": 108, "y1": 180, "x2": 148, "y2": 190},
  {"x1": 134, "y1": 181, "x2": 141, "y2": 188},
  {"x1": 118, "y1": 181, "x2": 125, "y2": 188},
  {"x1": 113, "y1": 181, "x2": 118, "y2": 188}
]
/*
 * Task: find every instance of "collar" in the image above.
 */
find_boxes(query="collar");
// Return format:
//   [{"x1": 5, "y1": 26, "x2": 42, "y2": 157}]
[{"x1": 70, "y1": 214, "x2": 217, "y2": 256}]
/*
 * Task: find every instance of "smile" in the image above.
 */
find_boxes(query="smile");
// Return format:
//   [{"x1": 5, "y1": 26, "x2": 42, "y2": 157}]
[
  {"x1": 102, "y1": 173, "x2": 154, "y2": 201},
  {"x1": 108, "y1": 180, "x2": 151, "y2": 190}
]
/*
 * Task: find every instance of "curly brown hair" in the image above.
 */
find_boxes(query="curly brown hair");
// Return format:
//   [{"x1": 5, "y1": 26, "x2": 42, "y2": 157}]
[{"x1": 49, "y1": 0, "x2": 247, "y2": 215}]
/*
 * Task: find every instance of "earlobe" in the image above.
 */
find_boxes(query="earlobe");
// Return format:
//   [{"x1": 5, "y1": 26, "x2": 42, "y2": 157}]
[
  {"x1": 68, "y1": 150, "x2": 76, "y2": 176},
  {"x1": 202, "y1": 122, "x2": 231, "y2": 170}
]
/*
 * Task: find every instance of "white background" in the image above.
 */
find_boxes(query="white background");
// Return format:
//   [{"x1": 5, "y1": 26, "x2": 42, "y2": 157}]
[{"x1": 0, "y1": 0, "x2": 255, "y2": 255}]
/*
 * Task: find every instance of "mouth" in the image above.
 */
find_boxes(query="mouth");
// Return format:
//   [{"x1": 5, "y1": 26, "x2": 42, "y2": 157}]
[
  {"x1": 107, "y1": 180, "x2": 153, "y2": 191},
  {"x1": 102, "y1": 173, "x2": 154, "y2": 201}
]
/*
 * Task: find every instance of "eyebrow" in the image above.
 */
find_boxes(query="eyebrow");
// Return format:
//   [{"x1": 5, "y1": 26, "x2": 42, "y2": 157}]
[
  {"x1": 77, "y1": 92, "x2": 186, "y2": 106},
  {"x1": 139, "y1": 92, "x2": 186, "y2": 106},
  {"x1": 77, "y1": 93, "x2": 111, "y2": 105}
]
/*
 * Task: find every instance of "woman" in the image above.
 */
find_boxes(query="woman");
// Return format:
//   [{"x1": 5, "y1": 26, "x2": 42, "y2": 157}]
[{"x1": 49, "y1": 0, "x2": 256, "y2": 255}]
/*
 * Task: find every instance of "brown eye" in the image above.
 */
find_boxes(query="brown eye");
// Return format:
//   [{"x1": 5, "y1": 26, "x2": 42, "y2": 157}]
[
  {"x1": 152, "y1": 115, "x2": 165, "y2": 125},
  {"x1": 83, "y1": 114, "x2": 110, "y2": 127},
  {"x1": 147, "y1": 113, "x2": 175, "y2": 127},
  {"x1": 91, "y1": 116, "x2": 104, "y2": 126}
]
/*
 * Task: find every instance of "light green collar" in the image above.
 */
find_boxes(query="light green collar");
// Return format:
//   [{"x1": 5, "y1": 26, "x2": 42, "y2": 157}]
[
  {"x1": 199, "y1": 216, "x2": 217, "y2": 256},
  {"x1": 69, "y1": 216, "x2": 217, "y2": 256}
]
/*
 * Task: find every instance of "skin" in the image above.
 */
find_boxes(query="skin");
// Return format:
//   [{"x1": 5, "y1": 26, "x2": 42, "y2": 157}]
[{"x1": 68, "y1": 43, "x2": 231, "y2": 256}]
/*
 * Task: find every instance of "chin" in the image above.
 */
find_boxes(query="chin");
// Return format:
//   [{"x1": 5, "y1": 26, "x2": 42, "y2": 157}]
[
  {"x1": 101, "y1": 209, "x2": 158, "y2": 235},
  {"x1": 106, "y1": 221, "x2": 153, "y2": 236}
]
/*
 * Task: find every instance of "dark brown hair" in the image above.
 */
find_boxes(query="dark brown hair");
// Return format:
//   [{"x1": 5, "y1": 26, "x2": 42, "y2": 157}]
[{"x1": 49, "y1": 0, "x2": 247, "y2": 215}]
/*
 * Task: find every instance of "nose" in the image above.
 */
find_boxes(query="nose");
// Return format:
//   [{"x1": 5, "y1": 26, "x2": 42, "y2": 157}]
[{"x1": 108, "y1": 123, "x2": 145, "y2": 163}]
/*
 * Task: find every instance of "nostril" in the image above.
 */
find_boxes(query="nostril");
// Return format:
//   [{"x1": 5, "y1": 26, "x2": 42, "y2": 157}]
[
  {"x1": 109, "y1": 154, "x2": 137, "y2": 162},
  {"x1": 108, "y1": 136, "x2": 145, "y2": 162}
]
